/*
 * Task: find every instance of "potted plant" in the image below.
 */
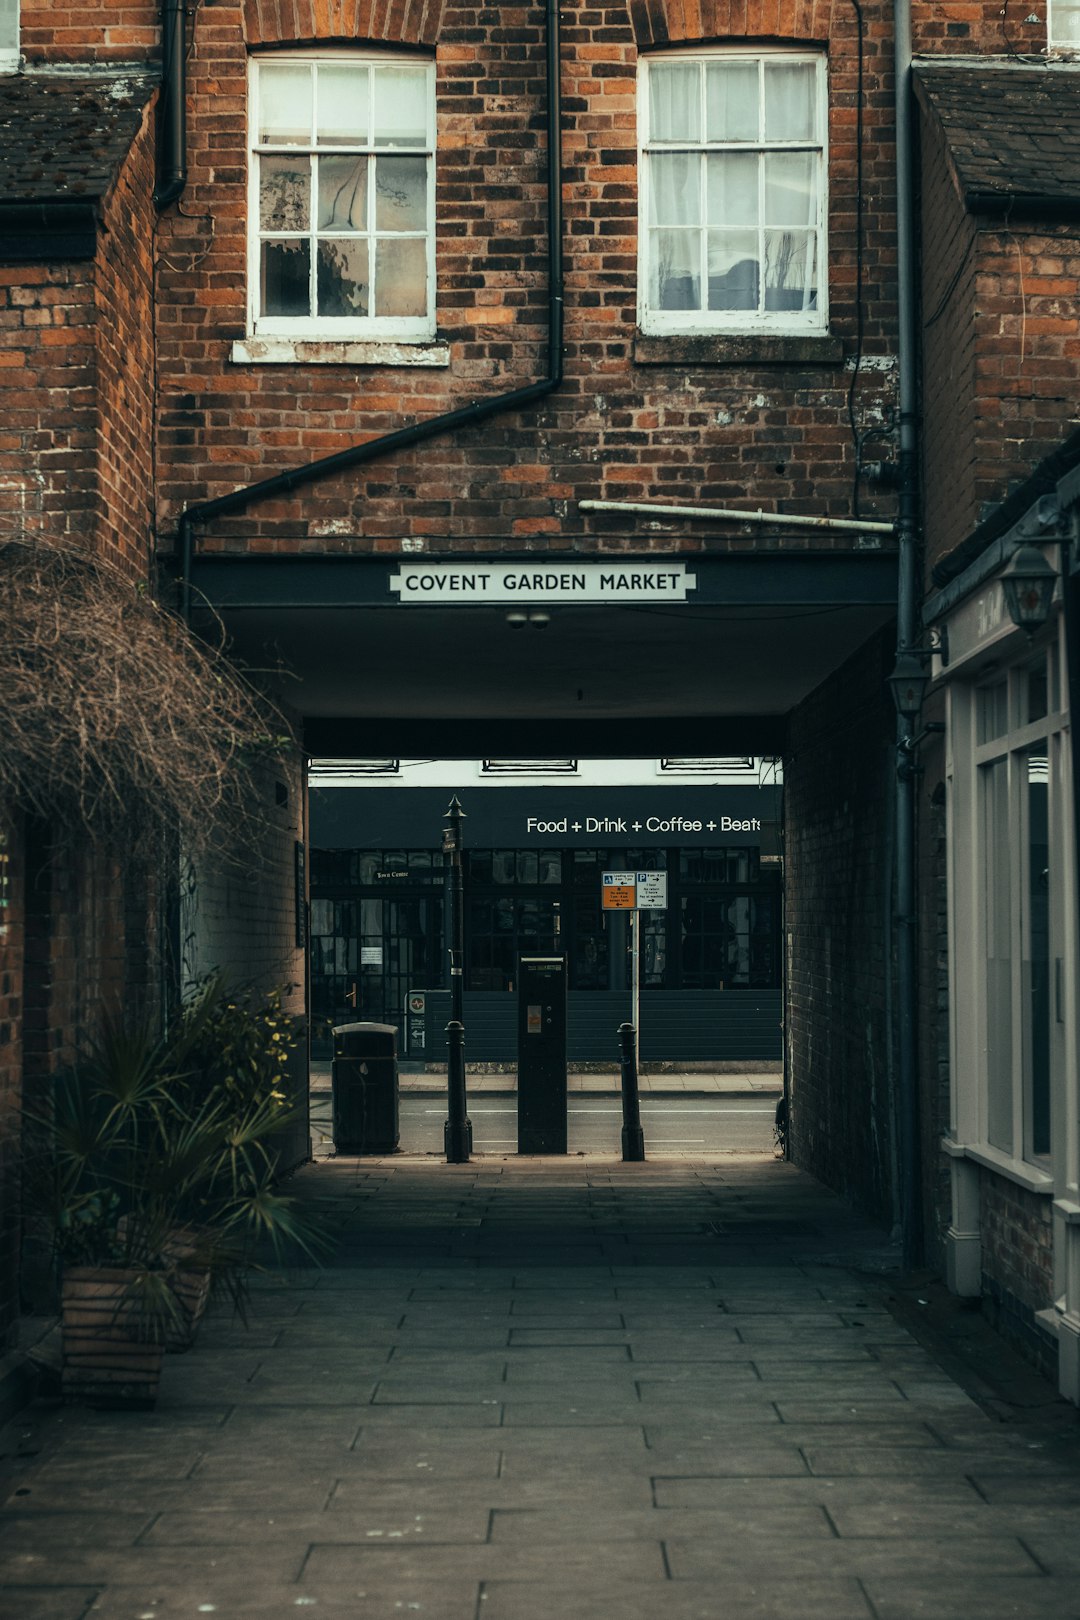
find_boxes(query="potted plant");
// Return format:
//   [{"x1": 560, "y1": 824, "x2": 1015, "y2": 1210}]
[{"x1": 27, "y1": 987, "x2": 326, "y2": 1407}]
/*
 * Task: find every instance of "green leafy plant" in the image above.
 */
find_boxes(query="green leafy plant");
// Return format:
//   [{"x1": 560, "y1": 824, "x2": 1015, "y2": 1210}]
[
  {"x1": 26, "y1": 989, "x2": 328, "y2": 1347},
  {"x1": 173, "y1": 972, "x2": 296, "y2": 1122}
]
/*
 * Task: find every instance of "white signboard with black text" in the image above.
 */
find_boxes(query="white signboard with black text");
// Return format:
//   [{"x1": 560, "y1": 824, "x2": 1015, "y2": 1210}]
[{"x1": 389, "y1": 562, "x2": 697, "y2": 605}]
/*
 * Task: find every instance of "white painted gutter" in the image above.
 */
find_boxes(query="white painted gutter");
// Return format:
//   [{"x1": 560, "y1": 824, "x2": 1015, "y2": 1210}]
[{"x1": 577, "y1": 499, "x2": 896, "y2": 535}]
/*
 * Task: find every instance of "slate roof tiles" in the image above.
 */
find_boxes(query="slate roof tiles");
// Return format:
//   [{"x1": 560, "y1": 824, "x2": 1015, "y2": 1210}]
[
  {"x1": 914, "y1": 62, "x2": 1080, "y2": 214},
  {"x1": 0, "y1": 71, "x2": 155, "y2": 206}
]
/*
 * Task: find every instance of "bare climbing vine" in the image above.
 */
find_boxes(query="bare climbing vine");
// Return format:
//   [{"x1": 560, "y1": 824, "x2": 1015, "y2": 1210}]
[{"x1": 0, "y1": 534, "x2": 292, "y2": 855}]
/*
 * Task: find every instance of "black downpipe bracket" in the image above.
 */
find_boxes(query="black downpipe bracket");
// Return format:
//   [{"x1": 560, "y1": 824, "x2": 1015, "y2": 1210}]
[
  {"x1": 179, "y1": 0, "x2": 565, "y2": 621},
  {"x1": 155, "y1": 0, "x2": 187, "y2": 210}
]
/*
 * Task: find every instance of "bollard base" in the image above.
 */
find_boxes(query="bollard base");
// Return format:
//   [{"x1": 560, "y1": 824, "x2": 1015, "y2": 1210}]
[
  {"x1": 621, "y1": 1127, "x2": 645, "y2": 1163},
  {"x1": 444, "y1": 1120, "x2": 470, "y2": 1163}
]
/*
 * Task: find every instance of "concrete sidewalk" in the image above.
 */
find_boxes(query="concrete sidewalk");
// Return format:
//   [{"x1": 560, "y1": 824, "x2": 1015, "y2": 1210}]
[
  {"x1": 311, "y1": 1063, "x2": 784, "y2": 1096},
  {"x1": 3, "y1": 1153, "x2": 1080, "y2": 1619}
]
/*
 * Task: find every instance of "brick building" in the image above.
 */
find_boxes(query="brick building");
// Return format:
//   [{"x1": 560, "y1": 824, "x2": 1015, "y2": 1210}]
[
  {"x1": 0, "y1": 68, "x2": 161, "y2": 1372},
  {"x1": 912, "y1": 64, "x2": 1080, "y2": 1398},
  {"x1": 0, "y1": 0, "x2": 1078, "y2": 1407}
]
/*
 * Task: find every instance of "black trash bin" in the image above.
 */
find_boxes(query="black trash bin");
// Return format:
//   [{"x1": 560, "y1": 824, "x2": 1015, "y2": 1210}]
[{"x1": 332, "y1": 1022, "x2": 400, "y2": 1154}]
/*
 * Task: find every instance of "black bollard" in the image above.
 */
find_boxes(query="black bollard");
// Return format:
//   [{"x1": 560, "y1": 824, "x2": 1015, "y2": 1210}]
[
  {"x1": 618, "y1": 1021, "x2": 645, "y2": 1162},
  {"x1": 445, "y1": 1020, "x2": 471, "y2": 1163}
]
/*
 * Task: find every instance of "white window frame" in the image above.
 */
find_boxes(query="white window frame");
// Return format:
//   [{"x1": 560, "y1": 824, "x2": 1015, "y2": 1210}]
[
  {"x1": 247, "y1": 52, "x2": 436, "y2": 341},
  {"x1": 659, "y1": 757, "x2": 755, "y2": 773},
  {"x1": 0, "y1": 0, "x2": 19, "y2": 72},
  {"x1": 951, "y1": 631, "x2": 1072, "y2": 1172},
  {"x1": 637, "y1": 48, "x2": 828, "y2": 337},
  {"x1": 482, "y1": 760, "x2": 578, "y2": 776},
  {"x1": 1049, "y1": 0, "x2": 1080, "y2": 49}
]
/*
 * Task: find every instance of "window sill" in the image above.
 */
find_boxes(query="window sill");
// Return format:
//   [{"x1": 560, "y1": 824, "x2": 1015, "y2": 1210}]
[
  {"x1": 633, "y1": 332, "x2": 843, "y2": 367},
  {"x1": 942, "y1": 1136, "x2": 1055, "y2": 1194},
  {"x1": 231, "y1": 338, "x2": 450, "y2": 368}
]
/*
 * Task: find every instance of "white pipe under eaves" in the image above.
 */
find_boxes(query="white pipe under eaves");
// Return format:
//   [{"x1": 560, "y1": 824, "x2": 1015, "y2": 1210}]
[{"x1": 578, "y1": 499, "x2": 895, "y2": 535}]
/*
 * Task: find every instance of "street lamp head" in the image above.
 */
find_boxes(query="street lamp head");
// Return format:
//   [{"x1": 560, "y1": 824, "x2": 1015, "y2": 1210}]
[
  {"x1": 888, "y1": 647, "x2": 931, "y2": 724},
  {"x1": 442, "y1": 793, "x2": 465, "y2": 853},
  {"x1": 1001, "y1": 543, "x2": 1058, "y2": 635}
]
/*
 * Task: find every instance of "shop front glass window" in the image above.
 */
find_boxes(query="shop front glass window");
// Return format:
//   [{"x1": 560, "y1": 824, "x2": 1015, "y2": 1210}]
[{"x1": 968, "y1": 645, "x2": 1067, "y2": 1167}]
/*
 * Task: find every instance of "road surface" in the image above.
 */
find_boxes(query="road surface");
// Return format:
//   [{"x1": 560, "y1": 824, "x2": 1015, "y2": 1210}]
[{"x1": 311, "y1": 1091, "x2": 778, "y2": 1156}]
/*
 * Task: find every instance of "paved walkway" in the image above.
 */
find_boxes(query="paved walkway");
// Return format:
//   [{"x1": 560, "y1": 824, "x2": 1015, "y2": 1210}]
[{"x1": 3, "y1": 1153, "x2": 1080, "y2": 1619}]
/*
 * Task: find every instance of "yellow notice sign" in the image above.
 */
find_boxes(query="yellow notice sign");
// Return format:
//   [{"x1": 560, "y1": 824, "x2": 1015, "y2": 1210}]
[{"x1": 601, "y1": 871, "x2": 636, "y2": 910}]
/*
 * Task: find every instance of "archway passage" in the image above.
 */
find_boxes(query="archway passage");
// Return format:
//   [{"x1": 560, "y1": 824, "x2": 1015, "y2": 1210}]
[
  {"x1": 185, "y1": 545, "x2": 899, "y2": 1220},
  {"x1": 189, "y1": 549, "x2": 896, "y2": 759}
]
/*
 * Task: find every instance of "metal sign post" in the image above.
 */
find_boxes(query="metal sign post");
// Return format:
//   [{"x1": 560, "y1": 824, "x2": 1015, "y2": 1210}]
[
  {"x1": 602, "y1": 869, "x2": 668, "y2": 1122},
  {"x1": 630, "y1": 908, "x2": 640, "y2": 1075}
]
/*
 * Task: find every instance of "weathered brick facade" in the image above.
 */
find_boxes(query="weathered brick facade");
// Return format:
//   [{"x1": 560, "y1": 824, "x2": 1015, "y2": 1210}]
[
  {"x1": 784, "y1": 629, "x2": 897, "y2": 1229},
  {"x1": 0, "y1": 811, "x2": 23, "y2": 1349},
  {"x1": 151, "y1": 0, "x2": 899, "y2": 552},
  {"x1": 912, "y1": 63, "x2": 1080, "y2": 1377},
  {"x1": 3, "y1": 0, "x2": 1079, "y2": 1400},
  {"x1": 917, "y1": 69, "x2": 1080, "y2": 575},
  {"x1": 0, "y1": 81, "x2": 159, "y2": 1350}
]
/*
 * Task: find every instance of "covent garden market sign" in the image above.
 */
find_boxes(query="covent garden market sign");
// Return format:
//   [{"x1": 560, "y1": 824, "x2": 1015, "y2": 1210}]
[{"x1": 388, "y1": 562, "x2": 697, "y2": 604}]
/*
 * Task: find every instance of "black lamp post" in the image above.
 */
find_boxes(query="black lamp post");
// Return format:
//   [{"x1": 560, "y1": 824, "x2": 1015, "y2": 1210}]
[{"x1": 442, "y1": 795, "x2": 470, "y2": 1163}]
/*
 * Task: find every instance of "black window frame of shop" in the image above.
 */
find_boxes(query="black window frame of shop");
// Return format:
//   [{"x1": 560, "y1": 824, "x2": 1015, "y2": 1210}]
[
  {"x1": 462, "y1": 846, "x2": 779, "y2": 994},
  {"x1": 310, "y1": 843, "x2": 781, "y2": 1012}
]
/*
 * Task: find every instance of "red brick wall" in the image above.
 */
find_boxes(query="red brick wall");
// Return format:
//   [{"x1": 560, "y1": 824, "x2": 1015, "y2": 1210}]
[
  {"x1": 154, "y1": 0, "x2": 900, "y2": 552},
  {"x1": 243, "y1": 0, "x2": 445, "y2": 46},
  {"x1": 918, "y1": 105, "x2": 979, "y2": 580},
  {"x1": 0, "y1": 264, "x2": 100, "y2": 546},
  {"x1": 0, "y1": 98, "x2": 155, "y2": 579},
  {"x1": 784, "y1": 628, "x2": 898, "y2": 1230},
  {"x1": 979, "y1": 1170, "x2": 1056, "y2": 1372},
  {"x1": 95, "y1": 99, "x2": 158, "y2": 580},
  {"x1": 911, "y1": 0, "x2": 1044, "y2": 55},
  {"x1": 918, "y1": 93, "x2": 1080, "y2": 573},
  {"x1": 19, "y1": 2, "x2": 160, "y2": 64},
  {"x1": 0, "y1": 95, "x2": 159, "y2": 1340},
  {"x1": 0, "y1": 811, "x2": 24, "y2": 1350}
]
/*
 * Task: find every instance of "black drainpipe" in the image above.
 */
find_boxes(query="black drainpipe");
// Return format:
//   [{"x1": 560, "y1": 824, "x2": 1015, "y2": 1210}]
[
  {"x1": 155, "y1": 0, "x2": 187, "y2": 210},
  {"x1": 893, "y1": 0, "x2": 922, "y2": 1268},
  {"x1": 179, "y1": 0, "x2": 564, "y2": 621}
]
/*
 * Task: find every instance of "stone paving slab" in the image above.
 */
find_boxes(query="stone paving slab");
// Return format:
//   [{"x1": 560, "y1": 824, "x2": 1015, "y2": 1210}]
[
  {"x1": 652, "y1": 1473, "x2": 988, "y2": 1508},
  {"x1": 666, "y1": 1533, "x2": 1043, "y2": 1579},
  {"x1": 478, "y1": 1575, "x2": 876, "y2": 1620},
  {"x1": 300, "y1": 1537, "x2": 668, "y2": 1584},
  {"x1": 864, "y1": 1576, "x2": 1080, "y2": 1619},
  {"x1": 90, "y1": 1587, "x2": 482, "y2": 1620},
  {"x1": 326, "y1": 1474, "x2": 656, "y2": 1511},
  {"x1": 141, "y1": 1507, "x2": 492, "y2": 1546},
  {"x1": 3, "y1": 1151, "x2": 1080, "y2": 1620},
  {"x1": 486, "y1": 1502, "x2": 832, "y2": 1542},
  {"x1": 4, "y1": 1589, "x2": 101, "y2": 1620}
]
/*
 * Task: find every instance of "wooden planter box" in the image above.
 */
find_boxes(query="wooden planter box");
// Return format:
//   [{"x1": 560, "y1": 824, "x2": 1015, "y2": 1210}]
[{"x1": 61, "y1": 1267, "x2": 165, "y2": 1408}]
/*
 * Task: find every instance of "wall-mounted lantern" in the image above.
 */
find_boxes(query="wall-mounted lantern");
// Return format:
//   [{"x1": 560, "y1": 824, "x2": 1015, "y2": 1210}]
[{"x1": 1000, "y1": 543, "x2": 1058, "y2": 635}]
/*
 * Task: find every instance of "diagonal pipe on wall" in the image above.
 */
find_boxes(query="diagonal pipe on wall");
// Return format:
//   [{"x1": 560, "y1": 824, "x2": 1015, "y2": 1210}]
[{"x1": 172, "y1": 0, "x2": 565, "y2": 622}]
